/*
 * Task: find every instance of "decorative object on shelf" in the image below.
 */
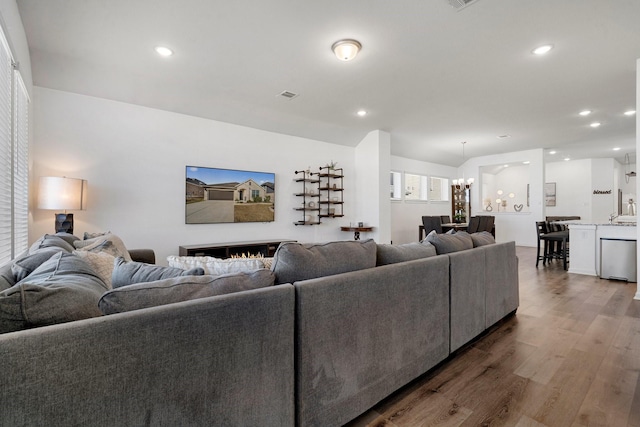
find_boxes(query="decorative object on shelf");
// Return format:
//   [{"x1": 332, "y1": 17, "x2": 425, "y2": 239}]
[
  {"x1": 624, "y1": 153, "x2": 636, "y2": 184},
  {"x1": 485, "y1": 200, "x2": 493, "y2": 212},
  {"x1": 37, "y1": 176, "x2": 87, "y2": 234},
  {"x1": 514, "y1": 204, "x2": 523, "y2": 212},
  {"x1": 495, "y1": 198, "x2": 502, "y2": 212},
  {"x1": 340, "y1": 225, "x2": 373, "y2": 240}
]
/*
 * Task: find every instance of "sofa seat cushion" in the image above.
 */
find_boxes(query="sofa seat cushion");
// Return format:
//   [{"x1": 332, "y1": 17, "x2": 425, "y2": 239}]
[
  {"x1": 271, "y1": 239, "x2": 377, "y2": 284},
  {"x1": 166, "y1": 255, "x2": 265, "y2": 275},
  {"x1": 0, "y1": 252, "x2": 109, "y2": 334},
  {"x1": 98, "y1": 269, "x2": 275, "y2": 314},
  {"x1": 112, "y1": 257, "x2": 205, "y2": 288},
  {"x1": 425, "y1": 230, "x2": 474, "y2": 254},
  {"x1": 471, "y1": 231, "x2": 496, "y2": 247},
  {"x1": 376, "y1": 242, "x2": 437, "y2": 266}
]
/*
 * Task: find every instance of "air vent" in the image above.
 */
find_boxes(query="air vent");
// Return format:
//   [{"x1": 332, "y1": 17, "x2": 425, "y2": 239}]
[
  {"x1": 277, "y1": 90, "x2": 299, "y2": 100},
  {"x1": 448, "y1": 0, "x2": 479, "y2": 10}
]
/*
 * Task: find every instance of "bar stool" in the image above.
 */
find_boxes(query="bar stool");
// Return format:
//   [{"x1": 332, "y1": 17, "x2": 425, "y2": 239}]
[{"x1": 535, "y1": 221, "x2": 548, "y2": 267}]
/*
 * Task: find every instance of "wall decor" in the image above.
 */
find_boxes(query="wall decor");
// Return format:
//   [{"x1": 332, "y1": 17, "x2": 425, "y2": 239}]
[
  {"x1": 544, "y1": 182, "x2": 556, "y2": 207},
  {"x1": 185, "y1": 166, "x2": 275, "y2": 224},
  {"x1": 514, "y1": 204, "x2": 523, "y2": 212}
]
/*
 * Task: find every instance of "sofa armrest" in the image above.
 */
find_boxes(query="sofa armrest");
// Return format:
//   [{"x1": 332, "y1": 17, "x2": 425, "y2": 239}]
[{"x1": 127, "y1": 249, "x2": 155, "y2": 264}]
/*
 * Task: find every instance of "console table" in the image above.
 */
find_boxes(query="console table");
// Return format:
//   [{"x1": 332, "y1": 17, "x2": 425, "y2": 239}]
[
  {"x1": 340, "y1": 226, "x2": 373, "y2": 240},
  {"x1": 179, "y1": 239, "x2": 296, "y2": 258}
]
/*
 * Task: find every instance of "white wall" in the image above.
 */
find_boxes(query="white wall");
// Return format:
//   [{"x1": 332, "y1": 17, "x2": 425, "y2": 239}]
[
  {"x1": 389, "y1": 155, "x2": 457, "y2": 244},
  {"x1": 31, "y1": 87, "x2": 362, "y2": 264},
  {"x1": 354, "y1": 130, "x2": 391, "y2": 243},
  {"x1": 460, "y1": 148, "x2": 544, "y2": 247},
  {"x1": 546, "y1": 159, "x2": 592, "y2": 221},
  {"x1": 546, "y1": 158, "x2": 618, "y2": 223}
]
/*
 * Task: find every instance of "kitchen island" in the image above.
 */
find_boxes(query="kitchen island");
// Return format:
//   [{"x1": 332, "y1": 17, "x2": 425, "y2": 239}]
[{"x1": 568, "y1": 221, "x2": 637, "y2": 283}]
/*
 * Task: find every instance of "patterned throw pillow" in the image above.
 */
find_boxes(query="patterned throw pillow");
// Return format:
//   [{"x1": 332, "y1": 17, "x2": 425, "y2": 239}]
[
  {"x1": 74, "y1": 233, "x2": 132, "y2": 262},
  {"x1": 166, "y1": 256, "x2": 264, "y2": 275},
  {"x1": 73, "y1": 250, "x2": 116, "y2": 289}
]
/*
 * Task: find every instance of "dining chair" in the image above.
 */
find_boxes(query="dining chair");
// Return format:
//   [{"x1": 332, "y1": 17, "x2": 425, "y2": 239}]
[
  {"x1": 467, "y1": 216, "x2": 481, "y2": 233},
  {"x1": 440, "y1": 215, "x2": 451, "y2": 225},
  {"x1": 479, "y1": 216, "x2": 495, "y2": 234},
  {"x1": 421, "y1": 216, "x2": 443, "y2": 235}
]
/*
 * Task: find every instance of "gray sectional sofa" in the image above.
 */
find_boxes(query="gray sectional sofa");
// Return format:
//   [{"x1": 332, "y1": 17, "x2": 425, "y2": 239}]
[{"x1": 0, "y1": 232, "x2": 518, "y2": 426}]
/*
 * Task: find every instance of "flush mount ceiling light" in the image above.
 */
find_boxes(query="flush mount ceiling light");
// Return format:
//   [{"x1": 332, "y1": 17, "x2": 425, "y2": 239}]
[
  {"x1": 590, "y1": 122, "x2": 601, "y2": 128},
  {"x1": 579, "y1": 110, "x2": 592, "y2": 116},
  {"x1": 564, "y1": 157, "x2": 571, "y2": 161},
  {"x1": 332, "y1": 39, "x2": 362, "y2": 61},
  {"x1": 532, "y1": 44, "x2": 553, "y2": 55},
  {"x1": 155, "y1": 46, "x2": 173, "y2": 57},
  {"x1": 356, "y1": 110, "x2": 367, "y2": 117},
  {"x1": 624, "y1": 110, "x2": 636, "y2": 116},
  {"x1": 497, "y1": 134, "x2": 511, "y2": 139},
  {"x1": 523, "y1": 161, "x2": 531, "y2": 164},
  {"x1": 549, "y1": 150, "x2": 557, "y2": 155},
  {"x1": 613, "y1": 147, "x2": 621, "y2": 151}
]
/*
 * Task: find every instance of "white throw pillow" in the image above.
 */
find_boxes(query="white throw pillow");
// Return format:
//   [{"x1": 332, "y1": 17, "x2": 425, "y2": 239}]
[
  {"x1": 166, "y1": 255, "x2": 264, "y2": 275},
  {"x1": 73, "y1": 250, "x2": 116, "y2": 289}
]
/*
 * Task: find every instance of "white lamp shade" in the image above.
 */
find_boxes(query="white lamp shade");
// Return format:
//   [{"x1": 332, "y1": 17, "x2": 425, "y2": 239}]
[{"x1": 38, "y1": 176, "x2": 87, "y2": 210}]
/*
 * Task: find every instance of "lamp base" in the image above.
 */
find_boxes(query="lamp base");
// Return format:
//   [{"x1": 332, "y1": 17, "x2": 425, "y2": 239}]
[{"x1": 55, "y1": 213, "x2": 74, "y2": 234}]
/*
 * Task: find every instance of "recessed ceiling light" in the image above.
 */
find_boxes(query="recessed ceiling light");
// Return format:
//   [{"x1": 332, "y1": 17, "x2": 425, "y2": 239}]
[
  {"x1": 624, "y1": 110, "x2": 636, "y2": 116},
  {"x1": 523, "y1": 161, "x2": 531, "y2": 164},
  {"x1": 579, "y1": 110, "x2": 592, "y2": 116},
  {"x1": 532, "y1": 44, "x2": 553, "y2": 55},
  {"x1": 564, "y1": 157, "x2": 571, "y2": 161},
  {"x1": 155, "y1": 46, "x2": 173, "y2": 57},
  {"x1": 503, "y1": 164, "x2": 509, "y2": 168},
  {"x1": 590, "y1": 122, "x2": 601, "y2": 128},
  {"x1": 613, "y1": 147, "x2": 621, "y2": 151},
  {"x1": 356, "y1": 110, "x2": 367, "y2": 117},
  {"x1": 497, "y1": 134, "x2": 511, "y2": 139},
  {"x1": 549, "y1": 150, "x2": 557, "y2": 155}
]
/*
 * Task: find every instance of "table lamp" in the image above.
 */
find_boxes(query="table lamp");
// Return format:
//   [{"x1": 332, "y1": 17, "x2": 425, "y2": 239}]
[{"x1": 37, "y1": 176, "x2": 87, "y2": 234}]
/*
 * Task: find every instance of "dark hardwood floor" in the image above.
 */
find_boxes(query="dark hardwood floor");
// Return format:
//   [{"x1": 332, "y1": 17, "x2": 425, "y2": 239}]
[{"x1": 346, "y1": 246, "x2": 640, "y2": 427}]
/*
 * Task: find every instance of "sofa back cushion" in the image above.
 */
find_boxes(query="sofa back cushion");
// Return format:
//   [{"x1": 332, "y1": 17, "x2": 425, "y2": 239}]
[
  {"x1": 271, "y1": 239, "x2": 376, "y2": 284},
  {"x1": 29, "y1": 234, "x2": 75, "y2": 254},
  {"x1": 98, "y1": 269, "x2": 275, "y2": 314},
  {"x1": 425, "y1": 230, "x2": 474, "y2": 254},
  {"x1": 470, "y1": 231, "x2": 496, "y2": 247},
  {"x1": 376, "y1": 242, "x2": 437, "y2": 266}
]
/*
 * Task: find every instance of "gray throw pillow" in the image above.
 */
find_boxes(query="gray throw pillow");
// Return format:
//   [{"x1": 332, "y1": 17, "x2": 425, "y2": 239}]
[
  {"x1": 11, "y1": 247, "x2": 63, "y2": 282},
  {"x1": 111, "y1": 257, "x2": 205, "y2": 289},
  {"x1": 0, "y1": 263, "x2": 15, "y2": 292},
  {"x1": 54, "y1": 232, "x2": 80, "y2": 246},
  {"x1": 0, "y1": 252, "x2": 108, "y2": 334},
  {"x1": 426, "y1": 230, "x2": 474, "y2": 254},
  {"x1": 99, "y1": 269, "x2": 275, "y2": 314},
  {"x1": 376, "y1": 242, "x2": 437, "y2": 266},
  {"x1": 29, "y1": 234, "x2": 75, "y2": 254},
  {"x1": 271, "y1": 239, "x2": 377, "y2": 285},
  {"x1": 471, "y1": 231, "x2": 496, "y2": 247}
]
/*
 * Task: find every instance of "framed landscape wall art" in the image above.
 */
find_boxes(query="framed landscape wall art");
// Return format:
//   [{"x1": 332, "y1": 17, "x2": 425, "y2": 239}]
[
  {"x1": 185, "y1": 166, "x2": 275, "y2": 224},
  {"x1": 544, "y1": 182, "x2": 556, "y2": 207}
]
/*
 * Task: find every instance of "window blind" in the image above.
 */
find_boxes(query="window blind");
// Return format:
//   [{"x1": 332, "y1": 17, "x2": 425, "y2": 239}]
[
  {"x1": 0, "y1": 24, "x2": 29, "y2": 265},
  {"x1": 13, "y1": 71, "x2": 29, "y2": 256},
  {"x1": 0, "y1": 28, "x2": 13, "y2": 265}
]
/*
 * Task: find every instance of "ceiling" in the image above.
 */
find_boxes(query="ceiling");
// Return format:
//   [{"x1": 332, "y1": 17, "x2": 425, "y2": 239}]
[{"x1": 16, "y1": 0, "x2": 640, "y2": 167}]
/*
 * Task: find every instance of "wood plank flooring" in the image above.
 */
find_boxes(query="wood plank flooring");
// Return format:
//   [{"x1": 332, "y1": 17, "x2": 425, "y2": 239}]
[{"x1": 346, "y1": 246, "x2": 640, "y2": 427}]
